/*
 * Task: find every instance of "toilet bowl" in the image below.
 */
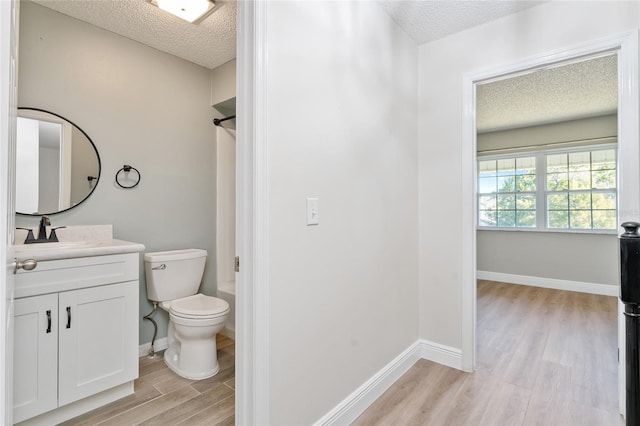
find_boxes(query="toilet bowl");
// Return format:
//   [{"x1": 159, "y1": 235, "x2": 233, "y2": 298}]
[
  {"x1": 161, "y1": 294, "x2": 230, "y2": 379},
  {"x1": 145, "y1": 249, "x2": 230, "y2": 380}
]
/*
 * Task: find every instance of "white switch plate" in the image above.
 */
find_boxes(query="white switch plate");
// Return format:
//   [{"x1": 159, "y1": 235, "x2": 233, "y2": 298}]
[{"x1": 306, "y1": 198, "x2": 319, "y2": 225}]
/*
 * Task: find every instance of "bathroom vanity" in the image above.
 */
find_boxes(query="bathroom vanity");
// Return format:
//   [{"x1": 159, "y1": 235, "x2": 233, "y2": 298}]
[{"x1": 12, "y1": 235, "x2": 144, "y2": 425}]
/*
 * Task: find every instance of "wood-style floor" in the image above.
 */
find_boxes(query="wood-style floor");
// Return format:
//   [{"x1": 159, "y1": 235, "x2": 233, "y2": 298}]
[
  {"x1": 354, "y1": 281, "x2": 622, "y2": 426},
  {"x1": 61, "y1": 334, "x2": 235, "y2": 426},
  {"x1": 60, "y1": 282, "x2": 620, "y2": 426}
]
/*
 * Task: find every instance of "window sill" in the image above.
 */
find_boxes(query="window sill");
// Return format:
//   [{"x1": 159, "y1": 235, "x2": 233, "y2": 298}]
[{"x1": 477, "y1": 226, "x2": 618, "y2": 236}]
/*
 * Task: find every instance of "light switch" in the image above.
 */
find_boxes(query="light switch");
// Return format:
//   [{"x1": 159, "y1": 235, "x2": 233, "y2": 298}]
[{"x1": 306, "y1": 198, "x2": 319, "y2": 225}]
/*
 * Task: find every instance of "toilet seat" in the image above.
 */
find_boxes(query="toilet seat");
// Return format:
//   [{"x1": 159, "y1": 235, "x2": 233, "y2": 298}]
[{"x1": 162, "y1": 294, "x2": 229, "y2": 319}]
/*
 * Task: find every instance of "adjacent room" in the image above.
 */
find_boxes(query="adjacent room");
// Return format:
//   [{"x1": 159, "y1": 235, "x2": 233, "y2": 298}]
[
  {"x1": 475, "y1": 54, "x2": 620, "y2": 423},
  {"x1": 12, "y1": 0, "x2": 239, "y2": 424}
]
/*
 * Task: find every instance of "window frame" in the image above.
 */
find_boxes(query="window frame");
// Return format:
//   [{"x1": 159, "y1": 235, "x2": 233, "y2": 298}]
[
  {"x1": 477, "y1": 154, "x2": 538, "y2": 229},
  {"x1": 477, "y1": 142, "x2": 618, "y2": 234}
]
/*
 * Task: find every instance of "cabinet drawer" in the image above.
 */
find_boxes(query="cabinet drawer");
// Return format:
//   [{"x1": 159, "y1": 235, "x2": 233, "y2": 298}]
[{"x1": 15, "y1": 253, "x2": 139, "y2": 298}]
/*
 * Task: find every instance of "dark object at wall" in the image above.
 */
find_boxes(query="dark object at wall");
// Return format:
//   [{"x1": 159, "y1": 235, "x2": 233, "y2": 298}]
[{"x1": 620, "y1": 221, "x2": 640, "y2": 425}]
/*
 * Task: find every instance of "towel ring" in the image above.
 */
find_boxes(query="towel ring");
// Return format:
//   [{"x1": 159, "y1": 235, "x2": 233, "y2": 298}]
[{"x1": 115, "y1": 165, "x2": 141, "y2": 189}]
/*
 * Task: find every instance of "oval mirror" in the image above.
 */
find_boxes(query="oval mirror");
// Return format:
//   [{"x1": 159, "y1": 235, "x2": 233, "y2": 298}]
[{"x1": 16, "y1": 108, "x2": 101, "y2": 215}]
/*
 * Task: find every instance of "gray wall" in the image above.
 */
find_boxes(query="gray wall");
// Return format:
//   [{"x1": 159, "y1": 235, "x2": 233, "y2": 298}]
[
  {"x1": 16, "y1": 1, "x2": 218, "y2": 345},
  {"x1": 477, "y1": 114, "x2": 618, "y2": 286},
  {"x1": 477, "y1": 230, "x2": 618, "y2": 285},
  {"x1": 38, "y1": 145, "x2": 59, "y2": 212},
  {"x1": 70, "y1": 126, "x2": 99, "y2": 206},
  {"x1": 210, "y1": 59, "x2": 236, "y2": 108},
  {"x1": 478, "y1": 114, "x2": 617, "y2": 151}
]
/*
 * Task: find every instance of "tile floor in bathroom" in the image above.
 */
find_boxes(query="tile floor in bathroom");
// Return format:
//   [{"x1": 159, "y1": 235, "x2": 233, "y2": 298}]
[{"x1": 61, "y1": 334, "x2": 235, "y2": 426}]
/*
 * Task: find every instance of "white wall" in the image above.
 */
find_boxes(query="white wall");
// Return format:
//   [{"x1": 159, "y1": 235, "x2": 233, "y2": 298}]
[
  {"x1": 418, "y1": 1, "x2": 640, "y2": 349},
  {"x1": 264, "y1": 1, "x2": 419, "y2": 423},
  {"x1": 16, "y1": 1, "x2": 218, "y2": 345}
]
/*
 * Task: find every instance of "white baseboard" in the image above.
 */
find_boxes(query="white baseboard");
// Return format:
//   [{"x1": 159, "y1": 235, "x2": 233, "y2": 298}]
[
  {"x1": 314, "y1": 341, "x2": 422, "y2": 425},
  {"x1": 419, "y1": 339, "x2": 463, "y2": 370},
  {"x1": 137, "y1": 338, "x2": 462, "y2": 423},
  {"x1": 315, "y1": 339, "x2": 463, "y2": 425},
  {"x1": 18, "y1": 382, "x2": 133, "y2": 426},
  {"x1": 477, "y1": 271, "x2": 618, "y2": 297},
  {"x1": 138, "y1": 337, "x2": 168, "y2": 358}
]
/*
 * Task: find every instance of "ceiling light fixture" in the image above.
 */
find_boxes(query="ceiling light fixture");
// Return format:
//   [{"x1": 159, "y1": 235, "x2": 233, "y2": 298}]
[{"x1": 148, "y1": 0, "x2": 216, "y2": 24}]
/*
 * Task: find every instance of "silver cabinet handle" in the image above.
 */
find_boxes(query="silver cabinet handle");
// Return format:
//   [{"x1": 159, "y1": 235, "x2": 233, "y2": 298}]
[{"x1": 13, "y1": 258, "x2": 37, "y2": 274}]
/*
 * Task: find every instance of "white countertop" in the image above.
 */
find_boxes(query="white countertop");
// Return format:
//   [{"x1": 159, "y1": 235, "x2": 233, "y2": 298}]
[{"x1": 14, "y1": 239, "x2": 145, "y2": 261}]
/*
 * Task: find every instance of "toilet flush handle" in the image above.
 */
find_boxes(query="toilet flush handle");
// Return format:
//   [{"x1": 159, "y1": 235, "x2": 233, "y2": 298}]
[{"x1": 152, "y1": 264, "x2": 166, "y2": 270}]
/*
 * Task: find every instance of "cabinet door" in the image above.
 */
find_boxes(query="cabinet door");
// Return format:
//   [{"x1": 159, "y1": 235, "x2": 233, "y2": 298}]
[
  {"x1": 13, "y1": 294, "x2": 58, "y2": 423},
  {"x1": 58, "y1": 281, "x2": 138, "y2": 406}
]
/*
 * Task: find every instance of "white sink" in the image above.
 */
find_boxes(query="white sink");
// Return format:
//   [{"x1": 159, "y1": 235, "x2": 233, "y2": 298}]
[{"x1": 16, "y1": 241, "x2": 94, "y2": 250}]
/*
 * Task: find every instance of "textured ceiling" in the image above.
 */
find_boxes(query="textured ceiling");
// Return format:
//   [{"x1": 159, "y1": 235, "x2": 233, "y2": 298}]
[
  {"x1": 476, "y1": 54, "x2": 618, "y2": 133},
  {"x1": 31, "y1": 0, "x2": 237, "y2": 70},
  {"x1": 377, "y1": 0, "x2": 548, "y2": 44},
  {"x1": 28, "y1": 0, "x2": 614, "y2": 132},
  {"x1": 31, "y1": 0, "x2": 548, "y2": 71}
]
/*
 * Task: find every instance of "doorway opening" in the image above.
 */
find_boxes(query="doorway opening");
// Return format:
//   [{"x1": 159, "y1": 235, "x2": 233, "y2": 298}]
[{"x1": 462, "y1": 32, "x2": 640, "y2": 419}]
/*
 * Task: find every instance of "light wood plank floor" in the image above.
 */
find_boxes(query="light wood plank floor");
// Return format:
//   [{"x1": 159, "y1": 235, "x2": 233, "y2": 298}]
[
  {"x1": 354, "y1": 281, "x2": 623, "y2": 426},
  {"x1": 61, "y1": 334, "x2": 235, "y2": 426},
  {"x1": 59, "y1": 283, "x2": 620, "y2": 426}
]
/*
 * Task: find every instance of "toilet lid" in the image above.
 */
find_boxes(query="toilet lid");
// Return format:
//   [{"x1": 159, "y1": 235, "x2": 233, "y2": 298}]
[{"x1": 169, "y1": 294, "x2": 229, "y2": 317}]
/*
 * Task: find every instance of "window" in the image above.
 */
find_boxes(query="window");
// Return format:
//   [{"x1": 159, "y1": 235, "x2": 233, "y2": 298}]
[
  {"x1": 478, "y1": 146, "x2": 617, "y2": 232},
  {"x1": 478, "y1": 156, "x2": 536, "y2": 228},
  {"x1": 546, "y1": 149, "x2": 616, "y2": 230}
]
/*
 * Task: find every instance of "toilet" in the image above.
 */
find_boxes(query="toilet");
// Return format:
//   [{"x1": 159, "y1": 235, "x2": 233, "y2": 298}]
[{"x1": 144, "y1": 249, "x2": 230, "y2": 380}]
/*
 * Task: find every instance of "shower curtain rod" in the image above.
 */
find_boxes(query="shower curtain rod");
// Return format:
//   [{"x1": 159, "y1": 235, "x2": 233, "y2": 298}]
[{"x1": 213, "y1": 115, "x2": 236, "y2": 126}]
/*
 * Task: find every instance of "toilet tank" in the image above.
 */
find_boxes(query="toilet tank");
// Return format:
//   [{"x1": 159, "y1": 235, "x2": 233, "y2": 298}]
[{"x1": 144, "y1": 249, "x2": 207, "y2": 302}]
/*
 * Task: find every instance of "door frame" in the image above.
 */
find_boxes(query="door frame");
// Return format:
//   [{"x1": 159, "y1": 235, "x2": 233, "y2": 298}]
[
  {"x1": 0, "y1": 0, "x2": 18, "y2": 424},
  {"x1": 461, "y1": 31, "x2": 639, "y2": 416},
  {"x1": 236, "y1": 0, "x2": 269, "y2": 424},
  {"x1": 1, "y1": 0, "x2": 270, "y2": 423}
]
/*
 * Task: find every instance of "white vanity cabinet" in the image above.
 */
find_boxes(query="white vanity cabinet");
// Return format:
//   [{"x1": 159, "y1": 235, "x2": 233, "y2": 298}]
[
  {"x1": 58, "y1": 281, "x2": 137, "y2": 406},
  {"x1": 12, "y1": 249, "x2": 141, "y2": 425},
  {"x1": 13, "y1": 294, "x2": 58, "y2": 423}
]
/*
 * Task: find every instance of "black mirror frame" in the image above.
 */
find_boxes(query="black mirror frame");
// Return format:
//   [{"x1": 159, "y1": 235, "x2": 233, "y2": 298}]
[{"x1": 16, "y1": 107, "x2": 102, "y2": 216}]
